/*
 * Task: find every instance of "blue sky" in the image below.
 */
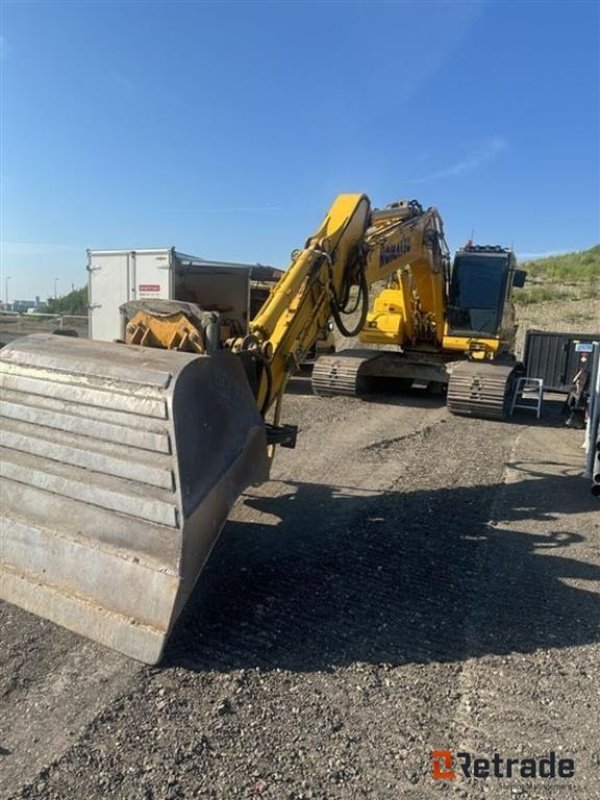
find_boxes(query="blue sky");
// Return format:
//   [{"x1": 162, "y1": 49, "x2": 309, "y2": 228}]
[{"x1": 1, "y1": 0, "x2": 599, "y2": 301}]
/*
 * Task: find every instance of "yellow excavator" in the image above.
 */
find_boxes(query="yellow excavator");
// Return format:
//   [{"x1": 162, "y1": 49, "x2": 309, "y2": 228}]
[
  {"x1": 312, "y1": 199, "x2": 527, "y2": 418},
  {"x1": 0, "y1": 193, "x2": 524, "y2": 664}
]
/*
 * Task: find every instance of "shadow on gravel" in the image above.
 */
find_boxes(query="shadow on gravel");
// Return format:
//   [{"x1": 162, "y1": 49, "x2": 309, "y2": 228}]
[
  {"x1": 507, "y1": 396, "x2": 571, "y2": 429},
  {"x1": 286, "y1": 373, "x2": 567, "y2": 428},
  {"x1": 165, "y1": 463, "x2": 599, "y2": 672},
  {"x1": 286, "y1": 371, "x2": 446, "y2": 406}
]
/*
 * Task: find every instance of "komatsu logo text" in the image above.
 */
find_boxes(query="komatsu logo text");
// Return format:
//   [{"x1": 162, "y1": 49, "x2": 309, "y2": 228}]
[{"x1": 380, "y1": 237, "x2": 411, "y2": 266}]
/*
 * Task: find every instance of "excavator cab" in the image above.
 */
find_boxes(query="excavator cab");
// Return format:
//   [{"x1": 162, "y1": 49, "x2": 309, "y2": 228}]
[
  {"x1": 446, "y1": 245, "x2": 525, "y2": 339},
  {"x1": 442, "y1": 244, "x2": 526, "y2": 363}
]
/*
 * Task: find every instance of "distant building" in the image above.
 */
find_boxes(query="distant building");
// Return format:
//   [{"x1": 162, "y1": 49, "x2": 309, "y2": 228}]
[{"x1": 11, "y1": 297, "x2": 42, "y2": 312}]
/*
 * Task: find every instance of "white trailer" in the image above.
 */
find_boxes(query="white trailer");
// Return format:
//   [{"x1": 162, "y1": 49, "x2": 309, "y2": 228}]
[{"x1": 87, "y1": 248, "x2": 281, "y2": 342}]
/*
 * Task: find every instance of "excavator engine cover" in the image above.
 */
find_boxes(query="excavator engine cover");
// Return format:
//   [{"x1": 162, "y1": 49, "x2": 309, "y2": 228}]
[{"x1": 0, "y1": 334, "x2": 269, "y2": 663}]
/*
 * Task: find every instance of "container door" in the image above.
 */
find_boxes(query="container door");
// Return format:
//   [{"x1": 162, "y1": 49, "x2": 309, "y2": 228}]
[
  {"x1": 88, "y1": 252, "x2": 133, "y2": 341},
  {"x1": 524, "y1": 331, "x2": 567, "y2": 391},
  {"x1": 524, "y1": 330, "x2": 600, "y2": 392},
  {"x1": 134, "y1": 251, "x2": 173, "y2": 301}
]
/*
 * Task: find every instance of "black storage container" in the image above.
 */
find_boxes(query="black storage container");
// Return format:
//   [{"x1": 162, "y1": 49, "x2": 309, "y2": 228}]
[{"x1": 524, "y1": 329, "x2": 600, "y2": 392}]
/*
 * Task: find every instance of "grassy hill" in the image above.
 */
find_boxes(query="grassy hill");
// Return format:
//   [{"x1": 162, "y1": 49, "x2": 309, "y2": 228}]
[
  {"x1": 513, "y1": 244, "x2": 599, "y2": 354},
  {"x1": 516, "y1": 244, "x2": 600, "y2": 305}
]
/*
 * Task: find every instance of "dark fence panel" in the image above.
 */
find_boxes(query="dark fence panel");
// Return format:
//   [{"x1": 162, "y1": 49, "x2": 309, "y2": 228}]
[{"x1": 524, "y1": 330, "x2": 600, "y2": 392}]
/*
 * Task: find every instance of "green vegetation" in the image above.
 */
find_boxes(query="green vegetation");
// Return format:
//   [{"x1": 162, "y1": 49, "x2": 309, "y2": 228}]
[
  {"x1": 516, "y1": 284, "x2": 598, "y2": 306},
  {"x1": 522, "y1": 244, "x2": 600, "y2": 282},
  {"x1": 515, "y1": 244, "x2": 600, "y2": 305},
  {"x1": 44, "y1": 286, "x2": 88, "y2": 316}
]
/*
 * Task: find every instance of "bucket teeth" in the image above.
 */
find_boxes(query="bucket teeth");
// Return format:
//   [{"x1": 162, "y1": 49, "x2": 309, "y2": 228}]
[{"x1": 0, "y1": 334, "x2": 268, "y2": 663}]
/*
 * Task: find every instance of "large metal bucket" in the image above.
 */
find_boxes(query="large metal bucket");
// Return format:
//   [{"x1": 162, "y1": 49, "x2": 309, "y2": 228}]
[{"x1": 0, "y1": 334, "x2": 268, "y2": 663}]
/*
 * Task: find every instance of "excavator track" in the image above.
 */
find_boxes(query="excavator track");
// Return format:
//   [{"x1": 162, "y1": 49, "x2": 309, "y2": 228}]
[
  {"x1": 313, "y1": 351, "x2": 523, "y2": 422},
  {"x1": 446, "y1": 359, "x2": 524, "y2": 420},
  {"x1": 311, "y1": 350, "x2": 377, "y2": 396},
  {"x1": 312, "y1": 349, "x2": 450, "y2": 398}
]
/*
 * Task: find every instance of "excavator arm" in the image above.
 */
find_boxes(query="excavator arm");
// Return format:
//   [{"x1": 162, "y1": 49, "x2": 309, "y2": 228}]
[{"x1": 238, "y1": 193, "x2": 371, "y2": 415}]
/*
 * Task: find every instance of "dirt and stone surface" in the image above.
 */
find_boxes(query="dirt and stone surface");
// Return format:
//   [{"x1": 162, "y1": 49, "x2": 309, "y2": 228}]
[
  {"x1": 1, "y1": 372, "x2": 599, "y2": 799},
  {"x1": 514, "y1": 296, "x2": 600, "y2": 357}
]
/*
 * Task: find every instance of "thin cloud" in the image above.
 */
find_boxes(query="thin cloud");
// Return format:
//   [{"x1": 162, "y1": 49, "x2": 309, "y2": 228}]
[{"x1": 413, "y1": 136, "x2": 508, "y2": 183}]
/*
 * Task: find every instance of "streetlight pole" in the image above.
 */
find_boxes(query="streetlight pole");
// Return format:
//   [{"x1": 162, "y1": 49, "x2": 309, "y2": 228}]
[
  {"x1": 4, "y1": 276, "x2": 11, "y2": 308},
  {"x1": 54, "y1": 277, "x2": 59, "y2": 299}
]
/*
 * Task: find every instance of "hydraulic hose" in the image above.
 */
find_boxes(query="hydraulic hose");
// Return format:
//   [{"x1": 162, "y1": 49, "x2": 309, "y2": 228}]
[{"x1": 327, "y1": 250, "x2": 369, "y2": 339}]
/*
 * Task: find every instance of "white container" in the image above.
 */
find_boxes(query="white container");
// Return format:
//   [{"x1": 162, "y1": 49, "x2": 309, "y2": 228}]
[{"x1": 87, "y1": 249, "x2": 279, "y2": 342}]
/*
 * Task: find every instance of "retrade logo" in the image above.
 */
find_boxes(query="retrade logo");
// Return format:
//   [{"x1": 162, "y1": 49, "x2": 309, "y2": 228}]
[
  {"x1": 430, "y1": 750, "x2": 575, "y2": 780},
  {"x1": 431, "y1": 750, "x2": 456, "y2": 780}
]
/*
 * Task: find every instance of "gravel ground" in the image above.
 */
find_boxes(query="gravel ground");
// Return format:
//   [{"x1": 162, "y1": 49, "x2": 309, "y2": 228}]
[
  {"x1": 0, "y1": 317, "x2": 88, "y2": 347},
  {"x1": 1, "y1": 375, "x2": 599, "y2": 799}
]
